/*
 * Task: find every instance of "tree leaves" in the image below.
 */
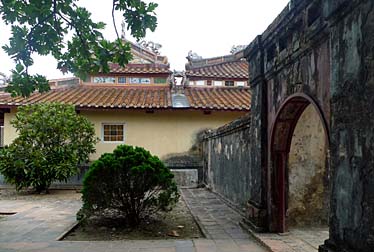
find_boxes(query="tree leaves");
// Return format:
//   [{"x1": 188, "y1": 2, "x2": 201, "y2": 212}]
[
  {"x1": 5, "y1": 67, "x2": 49, "y2": 97},
  {"x1": 81, "y1": 144, "x2": 179, "y2": 226},
  {"x1": 0, "y1": 103, "x2": 98, "y2": 192},
  {"x1": 0, "y1": 0, "x2": 158, "y2": 97}
]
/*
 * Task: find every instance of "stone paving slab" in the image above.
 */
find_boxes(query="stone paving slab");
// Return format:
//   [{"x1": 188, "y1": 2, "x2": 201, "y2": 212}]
[
  {"x1": 0, "y1": 199, "x2": 81, "y2": 243},
  {"x1": 181, "y1": 189, "x2": 269, "y2": 252},
  {"x1": 0, "y1": 189, "x2": 269, "y2": 252},
  {"x1": 182, "y1": 188, "x2": 329, "y2": 252},
  {"x1": 241, "y1": 219, "x2": 329, "y2": 252}
]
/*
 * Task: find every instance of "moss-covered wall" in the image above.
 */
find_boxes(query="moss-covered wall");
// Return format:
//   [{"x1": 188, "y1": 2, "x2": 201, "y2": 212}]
[{"x1": 202, "y1": 115, "x2": 252, "y2": 211}]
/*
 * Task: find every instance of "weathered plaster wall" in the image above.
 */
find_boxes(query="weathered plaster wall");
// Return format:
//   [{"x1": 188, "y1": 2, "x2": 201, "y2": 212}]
[
  {"x1": 326, "y1": 0, "x2": 374, "y2": 251},
  {"x1": 3, "y1": 108, "x2": 244, "y2": 160},
  {"x1": 287, "y1": 105, "x2": 328, "y2": 227},
  {"x1": 202, "y1": 114, "x2": 252, "y2": 211},
  {"x1": 248, "y1": 81, "x2": 267, "y2": 211},
  {"x1": 245, "y1": 37, "x2": 268, "y2": 227}
]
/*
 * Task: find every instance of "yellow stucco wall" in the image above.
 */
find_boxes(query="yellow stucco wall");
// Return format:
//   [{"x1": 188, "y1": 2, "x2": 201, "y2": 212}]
[
  {"x1": 3, "y1": 109, "x2": 245, "y2": 160},
  {"x1": 4, "y1": 109, "x2": 17, "y2": 145}
]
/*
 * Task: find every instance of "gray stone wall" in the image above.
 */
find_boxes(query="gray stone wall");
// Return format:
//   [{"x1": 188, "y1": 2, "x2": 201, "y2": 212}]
[
  {"x1": 244, "y1": 0, "x2": 374, "y2": 250},
  {"x1": 326, "y1": 0, "x2": 374, "y2": 251},
  {"x1": 163, "y1": 154, "x2": 202, "y2": 188},
  {"x1": 202, "y1": 114, "x2": 251, "y2": 211}
]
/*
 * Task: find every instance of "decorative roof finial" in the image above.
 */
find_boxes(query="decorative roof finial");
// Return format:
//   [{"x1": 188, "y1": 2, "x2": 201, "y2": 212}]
[
  {"x1": 186, "y1": 51, "x2": 202, "y2": 61},
  {"x1": 230, "y1": 45, "x2": 247, "y2": 54},
  {"x1": 0, "y1": 72, "x2": 9, "y2": 86},
  {"x1": 137, "y1": 40, "x2": 162, "y2": 55},
  {"x1": 121, "y1": 21, "x2": 126, "y2": 39}
]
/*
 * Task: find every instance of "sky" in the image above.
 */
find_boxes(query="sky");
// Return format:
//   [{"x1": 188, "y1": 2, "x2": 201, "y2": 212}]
[{"x1": 0, "y1": 0, "x2": 290, "y2": 79}]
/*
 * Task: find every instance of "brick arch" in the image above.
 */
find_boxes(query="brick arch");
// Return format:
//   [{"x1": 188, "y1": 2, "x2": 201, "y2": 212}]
[{"x1": 268, "y1": 93, "x2": 330, "y2": 232}]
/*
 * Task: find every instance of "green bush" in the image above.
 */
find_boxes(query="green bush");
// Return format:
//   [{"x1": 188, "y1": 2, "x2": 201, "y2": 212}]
[
  {"x1": 0, "y1": 103, "x2": 97, "y2": 192},
  {"x1": 81, "y1": 144, "x2": 179, "y2": 226}
]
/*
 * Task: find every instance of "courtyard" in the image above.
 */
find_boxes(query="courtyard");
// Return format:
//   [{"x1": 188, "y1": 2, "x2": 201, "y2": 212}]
[
  {"x1": 0, "y1": 0, "x2": 373, "y2": 251},
  {"x1": 0, "y1": 188, "x2": 328, "y2": 252}
]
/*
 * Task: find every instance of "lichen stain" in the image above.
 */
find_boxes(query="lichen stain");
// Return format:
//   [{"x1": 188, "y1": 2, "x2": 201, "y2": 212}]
[
  {"x1": 287, "y1": 105, "x2": 328, "y2": 227},
  {"x1": 288, "y1": 170, "x2": 327, "y2": 227}
]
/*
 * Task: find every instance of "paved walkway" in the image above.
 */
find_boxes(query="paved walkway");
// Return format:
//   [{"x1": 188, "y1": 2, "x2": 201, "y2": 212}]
[
  {"x1": 0, "y1": 189, "x2": 268, "y2": 252},
  {"x1": 246, "y1": 227, "x2": 328, "y2": 252}
]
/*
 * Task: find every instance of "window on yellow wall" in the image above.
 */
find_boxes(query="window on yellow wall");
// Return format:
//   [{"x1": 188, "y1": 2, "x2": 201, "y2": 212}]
[{"x1": 102, "y1": 124, "x2": 125, "y2": 142}]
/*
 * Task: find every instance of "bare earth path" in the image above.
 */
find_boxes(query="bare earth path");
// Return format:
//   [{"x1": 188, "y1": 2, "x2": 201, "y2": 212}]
[{"x1": 0, "y1": 188, "x2": 268, "y2": 252}]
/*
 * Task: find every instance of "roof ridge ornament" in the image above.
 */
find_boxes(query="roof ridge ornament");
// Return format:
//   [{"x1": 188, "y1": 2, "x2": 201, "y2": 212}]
[
  {"x1": 121, "y1": 21, "x2": 126, "y2": 40},
  {"x1": 137, "y1": 40, "x2": 162, "y2": 55},
  {"x1": 230, "y1": 45, "x2": 247, "y2": 54},
  {"x1": 187, "y1": 51, "x2": 203, "y2": 61},
  {"x1": 0, "y1": 72, "x2": 9, "y2": 86}
]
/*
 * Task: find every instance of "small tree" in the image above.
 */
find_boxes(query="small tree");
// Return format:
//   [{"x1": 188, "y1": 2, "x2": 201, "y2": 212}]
[
  {"x1": 81, "y1": 144, "x2": 179, "y2": 226},
  {"x1": 0, "y1": 102, "x2": 97, "y2": 192}
]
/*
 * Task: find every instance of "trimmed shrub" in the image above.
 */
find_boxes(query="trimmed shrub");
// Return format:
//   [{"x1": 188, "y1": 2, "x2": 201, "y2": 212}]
[
  {"x1": 0, "y1": 103, "x2": 97, "y2": 192},
  {"x1": 81, "y1": 144, "x2": 179, "y2": 226}
]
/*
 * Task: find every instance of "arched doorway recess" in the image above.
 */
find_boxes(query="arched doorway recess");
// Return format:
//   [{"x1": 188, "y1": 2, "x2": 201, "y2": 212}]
[{"x1": 269, "y1": 94, "x2": 330, "y2": 233}]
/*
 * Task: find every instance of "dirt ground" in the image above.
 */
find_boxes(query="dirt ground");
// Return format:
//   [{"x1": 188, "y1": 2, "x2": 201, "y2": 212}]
[{"x1": 64, "y1": 197, "x2": 203, "y2": 241}]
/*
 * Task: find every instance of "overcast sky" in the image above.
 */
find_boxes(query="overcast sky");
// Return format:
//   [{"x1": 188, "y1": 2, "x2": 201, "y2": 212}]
[{"x1": 0, "y1": 0, "x2": 290, "y2": 79}]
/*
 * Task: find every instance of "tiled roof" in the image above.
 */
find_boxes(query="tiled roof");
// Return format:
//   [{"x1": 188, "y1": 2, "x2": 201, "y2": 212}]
[
  {"x1": 0, "y1": 86, "x2": 250, "y2": 111},
  {"x1": 109, "y1": 63, "x2": 171, "y2": 75},
  {"x1": 184, "y1": 87, "x2": 251, "y2": 110},
  {"x1": 0, "y1": 86, "x2": 172, "y2": 109},
  {"x1": 185, "y1": 61, "x2": 249, "y2": 79}
]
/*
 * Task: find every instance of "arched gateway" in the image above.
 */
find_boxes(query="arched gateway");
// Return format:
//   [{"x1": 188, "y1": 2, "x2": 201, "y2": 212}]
[
  {"x1": 244, "y1": 1, "x2": 374, "y2": 251},
  {"x1": 269, "y1": 94, "x2": 330, "y2": 232}
]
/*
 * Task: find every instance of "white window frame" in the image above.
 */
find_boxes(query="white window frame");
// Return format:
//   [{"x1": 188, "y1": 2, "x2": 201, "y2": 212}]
[
  {"x1": 236, "y1": 81, "x2": 246, "y2": 87},
  {"x1": 129, "y1": 77, "x2": 141, "y2": 84},
  {"x1": 196, "y1": 80, "x2": 205, "y2": 86},
  {"x1": 129, "y1": 77, "x2": 151, "y2": 84},
  {"x1": 214, "y1": 81, "x2": 223, "y2": 86},
  {"x1": 92, "y1": 76, "x2": 116, "y2": 83},
  {"x1": 140, "y1": 78, "x2": 151, "y2": 84},
  {"x1": 101, "y1": 123, "x2": 126, "y2": 143}
]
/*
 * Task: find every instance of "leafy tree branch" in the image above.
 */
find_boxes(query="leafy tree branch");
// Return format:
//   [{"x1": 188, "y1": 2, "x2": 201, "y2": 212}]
[{"x1": 0, "y1": 0, "x2": 158, "y2": 97}]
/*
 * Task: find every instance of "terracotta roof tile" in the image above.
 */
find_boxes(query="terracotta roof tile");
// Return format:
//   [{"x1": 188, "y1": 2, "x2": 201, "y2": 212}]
[
  {"x1": 0, "y1": 86, "x2": 171, "y2": 109},
  {"x1": 0, "y1": 86, "x2": 250, "y2": 111},
  {"x1": 185, "y1": 61, "x2": 249, "y2": 79},
  {"x1": 184, "y1": 87, "x2": 251, "y2": 111}
]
